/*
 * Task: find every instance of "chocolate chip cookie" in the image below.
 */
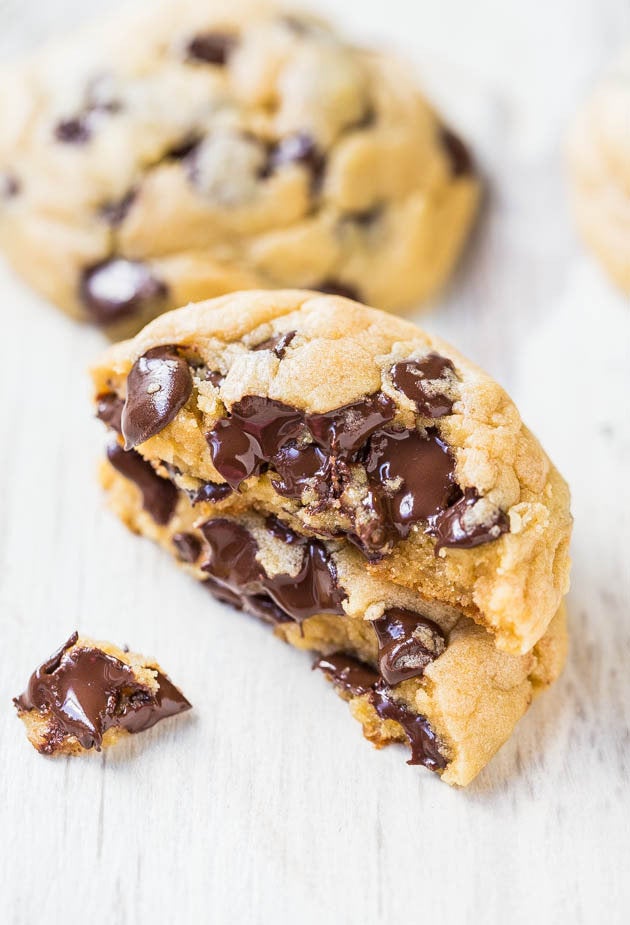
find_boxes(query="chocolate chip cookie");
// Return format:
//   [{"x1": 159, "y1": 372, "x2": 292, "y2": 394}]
[
  {"x1": 91, "y1": 290, "x2": 570, "y2": 784},
  {"x1": 568, "y1": 47, "x2": 630, "y2": 291},
  {"x1": 14, "y1": 633, "x2": 191, "y2": 755},
  {"x1": 0, "y1": 0, "x2": 479, "y2": 337}
]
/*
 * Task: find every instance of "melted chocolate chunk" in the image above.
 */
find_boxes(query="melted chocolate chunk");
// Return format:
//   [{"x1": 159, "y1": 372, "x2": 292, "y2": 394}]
[
  {"x1": 206, "y1": 370, "x2": 224, "y2": 388},
  {"x1": 271, "y1": 442, "x2": 331, "y2": 498},
  {"x1": 80, "y1": 258, "x2": 168, "y2": 326},
  {"x1": 252, "y1": 330, "x2": 296, "y2": 359},
  {"x1": 172, "y1": 532, "x2": 202, "y2": 563},
  {"x1": 314, "y1": 653, "x2": 379, "y2": 696},
  {"x1": 189, "y1": 481, "x2": 233, "y2": 505},
  {"x1": 14, "y1": 633, "x2": 190, "y2": 751},
  {"x1": 430, "y1": 488, "x2": 509, "y2": 551},
  {"x1": 263, "y1": 538, "x2": 345, "y2": 623},
  {"x1": 315, "y1": 280, "x2": 361, "y2": 302},
  {"x1": 121, "y1": 346, "x2": 192, "y2": 449},
  {"x1": 200, "y1": 518, "x2": 345, "y2": 624},
  {"x1": 372, "y1": 608, "x2": 445, "y2": 685},
  {"x1": 306, "y1": 393, "x2": 395, "y2": 460},
  {"x1": 267, "y1": 133, "x2": 326, "y2": 186},
  {"x1": 201, "y1": 518, "x2": 264, "y2": 590},
  {"x1": 364, "y1": 428, "x2": 458, "y2": 537},
  {"x1": 1, "y1": 172, "x2": 20, "y2": 198},
  {"x1": 369, "y1": 686, "x2": 446, "y2": 769},
  {"x1": 95, "y1": 392, "x2": 124, "y2": 434},
  {"x1": 187, "y1": 32, "x2": 238, "y2": 65},
  {"x1": 439, "y1": 126, "x2": 474, "y2": 177},
  {"x1": 207, "y1": 397, "x2": 305, "y2": 489},
  {"x1": 99, "y1": 190, "x2": 136, "y2": 226},
  {"x1": 107, "y1": 442, "x2": 178, "y2": 525},
  {"x1": 390, "y1": 354, "x2": 455, "y2": 418}
]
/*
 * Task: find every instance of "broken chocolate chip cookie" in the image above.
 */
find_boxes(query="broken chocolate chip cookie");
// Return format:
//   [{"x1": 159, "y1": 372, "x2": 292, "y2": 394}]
[
  {"x1": 91, "y1": 290, "x2": 571, "y2": 785},
  {"x1": 14, "y1": 633, "x2": 191, "y2": 755}
]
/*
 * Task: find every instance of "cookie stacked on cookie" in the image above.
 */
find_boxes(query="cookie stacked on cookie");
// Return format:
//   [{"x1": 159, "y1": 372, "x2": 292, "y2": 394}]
[
  {"x1": 92, "y1": 290, "x2": 571, "y2": 785},
  {"x1": 0, "y1": 0, "x2": 478, "y2": 338}
]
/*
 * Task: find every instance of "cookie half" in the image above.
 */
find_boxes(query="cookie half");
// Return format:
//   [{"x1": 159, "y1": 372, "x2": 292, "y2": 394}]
[{"x1": 0, "y1": 0, "x2": 478, "y2": 336}]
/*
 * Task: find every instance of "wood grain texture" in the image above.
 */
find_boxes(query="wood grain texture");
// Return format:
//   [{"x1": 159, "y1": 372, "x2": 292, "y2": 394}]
[{"x1": 0, "y1": 1, "x2": 629, "y2": 923}]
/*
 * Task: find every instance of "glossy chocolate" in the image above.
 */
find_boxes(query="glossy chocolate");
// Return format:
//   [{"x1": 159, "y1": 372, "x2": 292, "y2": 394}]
[
  {"x1": 439, "y1": 126, "x2": 474, "y2": 177},
  {"x1": 390, "y1": 354, "x2": 455, "y2": 418},
  {"x1": 271, "y1": 442, "x2": 331, "y2": 498},
  {"x1": 314, "y1": 653, "x2": 379, "y2": 696},
  {"x1": 14, "y1": 633, "x2": 190, "y2": 751},
  {"x1": 187, "y1": 32, "x2": 238, "y2": 65},
  {"x1": 172, "y1": 531, "x2": 202, "y2": 563},
  {"x1": 369, "y1": 687, "x2": 446, "y2": 769},
  {"x1": 122, "y1": 346, "x2": 192, "y2": 449},
  {"x1": 200, "y1": 517, "x2": 345, "y2": 624},
  {"x1": 372, "y1": 608, "x2": 445, "y2": 684},
  {"x1": 107, "y1": 442, "x2": 178, "y2": 525},
  {"x1": 364, "y1": 428, "x2": 457, "y2": 536},
  {"x1": 95, "y1": 392, "x2": 124, "y2": 434},
  {"x1": 189, "y1": 481, "x2": 233, "y2": 505},
  {"x1": 80, "y1": 258, "x2": 168, "y2": 326},
  {"x1": 207, "y1": 396, "x2": 304, "y2": 489},
  {"x1": 252, "y1": 330, "x2": 296, "y2": 359},
  {"x1": 306, "y1": 393, "x2": 395, "y2": 460},
  {"x1": 430, "y1": 488, "x2": 509, "y2": 550}
]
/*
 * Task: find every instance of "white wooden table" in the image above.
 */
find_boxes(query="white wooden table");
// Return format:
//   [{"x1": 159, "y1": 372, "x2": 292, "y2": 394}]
[{"x1": 1, "y1": 2, "x2": 629, "y2": 922}]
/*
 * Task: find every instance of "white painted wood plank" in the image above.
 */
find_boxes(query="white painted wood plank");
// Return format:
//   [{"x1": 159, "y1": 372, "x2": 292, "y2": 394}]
[{"x1": 1, "y1": 2, "x2": 629, "y2": 923}]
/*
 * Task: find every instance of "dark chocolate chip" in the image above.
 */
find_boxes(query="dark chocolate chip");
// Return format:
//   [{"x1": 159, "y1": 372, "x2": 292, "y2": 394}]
[
  {"x1": 54, "y1": 116, "x2": 92, "y2": 144},
  {"x1": 369, "y1": 686, "x2": 446, "y2": 769},
  {"x1": 306, "y1": 393, "x2": 396, "y2": 461},
  {"x1": 390, "y1": 354, "x2": 456, "y2": 418},
  {"x1": 314, "y1": 653, "x2": 380, "y2": 697},
  {"x1": 1, "y1": 172, "x2": 20, "y2": 198},
  {"x1": 106, "y1": 442, "x2": 178, "y2": 525},
  {"x1": 189, "y1": 481, "x2": 233, "y2": 505},
  {"x1": 439, "y1": 126, "x2": 474, "y2": 177},
  {"x1": 315, "y1": 280, "x2": 361, "y2": 302},
  {"x1": 271, "y1": 441, "x2": 331, "y2": 499},
  {"x1": 121, "y1": 346, "x2": 193, "y2": 449},
  {"x1": 99, "y1": 190, "x2": 136, "y2": 226},
  {"x1": 14, "y1": 635, "x2": 190, "y2": 751},
  {"x1": 263, "y1": 537, "x2": 345, "y2": 624},
  {"x1": 206, "y1": 370, "x2": 225, "y2": 388},
  {"x1": 206, "y1": 396, "x2": 305, "y2": 489},
  {"x1": 372, "y1": 608, "x2": 446, "y2": 685},
  {"x1": 172, "y1": 531, "x2": 202, "y2": 563},
  {"x1": 251, "y1": 330, "x2": 296, "y2": 359},
  {"x1": 80, "y1": 258, "x2": 168, "y2": 326},
  {"x1": 429, "y1": 488, "x2": 509, "y2": 551},
  {"x1": 364, "y1": 428, "x2": 458, "y2": 536},
  {"x1": 200, "y1": 517, "x2": 345, "y2": 625},
  {"x1": 187, "y1": 32, "x2": 238, "y2": 65},
  {"x1": 95, "y1": 392, "x2": 124, "y2": 434},
  {"x1": 200, "y1": 518, "x2": 265, "y2": 590},
  {"x1": 266, "y1": 132, "x2": 326, "y2": 186}
]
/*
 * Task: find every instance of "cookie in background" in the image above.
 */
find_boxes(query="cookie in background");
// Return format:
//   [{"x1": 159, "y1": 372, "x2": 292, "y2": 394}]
[{"x1": 0, "y1": 0, "x2": 479, "y2": 338}]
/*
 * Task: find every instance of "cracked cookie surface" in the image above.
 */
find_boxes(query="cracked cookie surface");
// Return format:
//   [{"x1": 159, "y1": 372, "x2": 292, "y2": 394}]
[{"x1": 0, "y1": 0, "x2": 478, "y2": 336}]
